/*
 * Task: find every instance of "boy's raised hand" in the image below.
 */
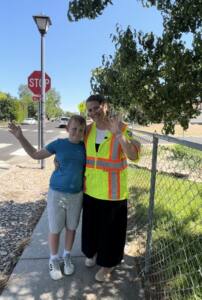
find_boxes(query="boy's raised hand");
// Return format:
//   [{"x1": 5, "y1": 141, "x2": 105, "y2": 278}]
[{"x1": 8, "y1": 122, "x2": 23, "y2": 139}]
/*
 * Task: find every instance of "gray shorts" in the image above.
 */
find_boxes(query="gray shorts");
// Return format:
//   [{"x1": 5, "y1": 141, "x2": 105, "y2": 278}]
[{"x1": 47, "y1": 188, "x2": 83, "y2": 233}]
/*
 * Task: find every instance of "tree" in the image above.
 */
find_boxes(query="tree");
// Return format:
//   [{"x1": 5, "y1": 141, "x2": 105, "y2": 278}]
[
  {"x1": 91, "y1": 26, "x2": 202, "y2": 133},
  {"x1": 18, "y1": 84, "x2": 38, "y2": 119},
  {"x1": 67, "y1": 0, "x2": 202, "y2": 134},
  {"x1": 67, "y1": 0, "x2": 112, "y2": 21},
  {"x1": 45, "y1": 89, "x2": 63, "y2": 119},
  {"x1": 0, "y1": 92, "x2": 18, "y2": 121},
  {"x1": 67, "y1": 0, "x2": 202, "y2": 29}
]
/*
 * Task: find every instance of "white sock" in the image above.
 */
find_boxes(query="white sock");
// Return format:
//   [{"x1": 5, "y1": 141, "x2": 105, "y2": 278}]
[
  {"x1": 50, "y1": 254, "x2": 59, "y2": 261},
  {"x1": 63, "y1": 249, "x2": 70, "y2": 258}
]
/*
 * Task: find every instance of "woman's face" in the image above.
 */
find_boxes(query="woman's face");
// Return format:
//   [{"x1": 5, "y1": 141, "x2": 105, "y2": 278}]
[{"x1": 86, "y1": 100, "x2": 108, "y2": 122}]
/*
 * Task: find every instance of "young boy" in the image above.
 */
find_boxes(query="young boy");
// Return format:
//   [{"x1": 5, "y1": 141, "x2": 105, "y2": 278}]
[{"x1": 8, "y1": 115, "x2": 86, "y2": 280}]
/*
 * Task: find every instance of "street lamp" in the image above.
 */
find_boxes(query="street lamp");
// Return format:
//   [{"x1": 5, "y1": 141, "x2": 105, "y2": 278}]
[{"x1": 33, "y1": 15, "x2": 52, "y2": 169}]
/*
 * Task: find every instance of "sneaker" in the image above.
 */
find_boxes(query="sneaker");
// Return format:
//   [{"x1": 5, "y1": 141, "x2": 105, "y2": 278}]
[
  {"x1": 85, "y1": 255, "x2": 96, "y2": 267},
  {"x1": 49, "y1": 259, "x2": 63, "y2": 280},
  {"x1": 95, "y1": 267, "x2": 114, "y2": 282},
  {"x1": 64, "y1": 254, "x2": 75, "y2": 275}
]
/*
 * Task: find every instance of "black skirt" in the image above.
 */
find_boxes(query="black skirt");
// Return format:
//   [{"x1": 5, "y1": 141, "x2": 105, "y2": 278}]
[{"x1": 82, "y1": 193, "x2": 127, "y2": 268}]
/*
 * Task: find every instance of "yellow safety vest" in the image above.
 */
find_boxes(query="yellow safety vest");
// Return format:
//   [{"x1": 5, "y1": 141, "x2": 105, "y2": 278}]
[{"x1": 84, "y1": 122, "x2": 132, "y2": 201}]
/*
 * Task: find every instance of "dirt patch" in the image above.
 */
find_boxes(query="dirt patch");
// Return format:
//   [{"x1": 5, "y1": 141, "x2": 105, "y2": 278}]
[
  {"x1": 0, "y1": 156, "x2": 54, "y2": 293},
  {"x1": 136, "y1": 124, "x2": 202, "y2": 137}
]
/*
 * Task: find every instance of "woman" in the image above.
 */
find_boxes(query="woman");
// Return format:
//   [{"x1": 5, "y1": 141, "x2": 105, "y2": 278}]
[{"x1": 82, "y1": 94, "x2": 140, "y2": 282}]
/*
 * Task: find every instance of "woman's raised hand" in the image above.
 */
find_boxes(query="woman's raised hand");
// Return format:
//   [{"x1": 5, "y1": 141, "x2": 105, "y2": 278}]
[
  {"x1": 108, "y1": 114, "x2": 122, "y2": 136},
  {"x1": 8, "y1": 122, "x2": 23, "y2": 139}
]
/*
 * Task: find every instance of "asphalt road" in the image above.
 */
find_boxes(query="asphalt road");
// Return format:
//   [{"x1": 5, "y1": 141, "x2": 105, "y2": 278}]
[
  {"x1": 0, "y1": 121, "x2": 67, "y2": 163},
  {"x1": 1, "y1": 121, "x2": 201, "y2": 171}
]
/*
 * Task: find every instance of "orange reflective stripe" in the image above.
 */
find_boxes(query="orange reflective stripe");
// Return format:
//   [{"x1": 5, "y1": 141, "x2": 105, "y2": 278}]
[
  {"x1": 86, "y1": 164, "x2": 95, "y2": 169},
  {"x1": 86, "y1": 157, "x2": 127, "y2": 171},
  {"x1": 87, "y1": 156, "x2": 127, "y2": 163},
  {"x1": 121, "y1": 124, "x2": 127, "y2": 132},
  {"x1": 86, "y1": 164, "x2": 127, "y2": 172},
  {"x1": 108, "y1": 172, "x2": 112, "y2": 199}
]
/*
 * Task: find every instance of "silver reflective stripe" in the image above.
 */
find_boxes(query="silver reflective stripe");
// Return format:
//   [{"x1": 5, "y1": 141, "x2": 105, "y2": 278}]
[
  {"x1": 111, "y1": 138, "x2": 120, "y2": 160},
  {"x1": 111, "y1": 171, "x2": 119, "y2": 199},
  {"x1": 86, "y1": 158, "x2": 127, "y2": 170}
]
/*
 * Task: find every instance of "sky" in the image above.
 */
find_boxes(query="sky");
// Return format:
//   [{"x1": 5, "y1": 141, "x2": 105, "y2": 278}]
[{"x1": 0, "y1": 0, "x2": 164, "y2": 113}]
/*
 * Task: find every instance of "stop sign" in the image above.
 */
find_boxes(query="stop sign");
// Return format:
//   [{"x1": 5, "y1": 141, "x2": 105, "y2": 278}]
[
  {"x1": 28, "y1": 71, "x2": 51, "y2": 95},
  {"x1": 32, "y1": 95, "x2": 41, "y2": 101}
]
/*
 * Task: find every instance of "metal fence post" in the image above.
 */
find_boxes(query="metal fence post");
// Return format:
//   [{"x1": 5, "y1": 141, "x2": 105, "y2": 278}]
[{"x1": 144, "y1": 134, "x2": 158, "y2": 274}]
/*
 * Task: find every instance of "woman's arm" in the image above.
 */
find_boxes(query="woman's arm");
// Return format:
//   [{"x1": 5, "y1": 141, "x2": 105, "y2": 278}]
[
  {"x1": 8, "y1": 122, "x2": 52, "y2": 160},
  {"x1": 116, "y1": 133, "x2": 141, "y2": 161}
]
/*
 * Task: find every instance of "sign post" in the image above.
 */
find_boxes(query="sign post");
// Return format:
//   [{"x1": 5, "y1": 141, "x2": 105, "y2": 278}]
[
  {"x1": 28, "y1": 70, "x2": 51, "y2": 167},
  {"x1": 32, "y1": 14, "x2": 51, "y2": 169}
]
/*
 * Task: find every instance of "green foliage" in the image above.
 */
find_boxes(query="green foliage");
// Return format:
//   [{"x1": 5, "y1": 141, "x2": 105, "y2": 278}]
[
  {"x1": 45, "y1": 88, "x2": 63, "y2": 119},
  {"x1": 15, "y1": 101, "x2": 27, "y2": 123},
  {"x1": 91, "y1": 25, "x2": 201, "y2": 134},
  {"x1": 144, "y1": 0, "x2": 202, "y2": 35},
  {"x1": 18, "y1": 85, "x2": 63, "y2": 119},
  {"x1": 18, "y1": 84, "x2": 32, "y2": 99},
  {"x1": 67, "y1": 0, "x2": 202, "y2": 134},
  {"x1": 171, "y1": 144, "x2": 202, "y2": 162},
  {"x1": 0, "y1": 90, "x2": 28, "y2": 122},
  {"x1": 0, "y1": 92, "x2": 8, "y2": 100},
  {"x1": 67, "y1": 0, "x2": 202, "y2": 31},
  {"x1": 18, "y1": 84, "x2": 38, "y2": 118},
  {"x1": 0, "y1": 84, "x2": 64, "y2": 122},
  {"x1": 0, "y1": 93, "x2": 17, "y2": 121},
  {"x1": 68, "y1": 0, "x2": 112, "y2": 21}
]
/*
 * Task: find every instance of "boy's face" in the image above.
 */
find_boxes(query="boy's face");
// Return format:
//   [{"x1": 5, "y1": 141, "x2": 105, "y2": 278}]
[{"x1": 67, "y1": 120, "x2": 85, "y2": 143}]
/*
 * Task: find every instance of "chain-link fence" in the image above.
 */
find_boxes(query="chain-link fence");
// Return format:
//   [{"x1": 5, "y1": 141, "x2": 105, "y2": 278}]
[{"x1": 127, "y1": 129, "x2": 202, "y2": 300}]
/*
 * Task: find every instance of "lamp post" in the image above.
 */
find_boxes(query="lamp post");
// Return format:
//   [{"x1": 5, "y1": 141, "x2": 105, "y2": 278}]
[{"x1": 33, "y1": 15, "x2": 52, "y2": 169}]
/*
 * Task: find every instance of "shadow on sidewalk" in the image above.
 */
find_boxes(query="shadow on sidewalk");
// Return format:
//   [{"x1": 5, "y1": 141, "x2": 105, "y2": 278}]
[
  {"x1": 1, "y1": 255, "x2": 143, "y2": 300},
  {"x1": 0, "y1": 208, "x2": 144, "y2": 299}
]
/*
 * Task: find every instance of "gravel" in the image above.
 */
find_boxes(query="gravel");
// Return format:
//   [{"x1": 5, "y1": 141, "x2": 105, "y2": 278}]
[{"x1": 0, "y1": 157, "x2": 54, "y2": 293}]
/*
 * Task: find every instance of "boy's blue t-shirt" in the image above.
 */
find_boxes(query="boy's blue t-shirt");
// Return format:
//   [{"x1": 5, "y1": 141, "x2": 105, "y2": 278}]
[{"x1": 45, "y1": 138, "x2": 86, "y2": 193}]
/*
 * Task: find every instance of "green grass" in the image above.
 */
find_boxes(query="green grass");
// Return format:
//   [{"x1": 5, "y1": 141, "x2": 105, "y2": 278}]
[
  {"x1": 159, "y1": 144, "x2": 202, "y2": 170},
  {"x1": 171, "y1": 144, "x2": 202, "y2": 160},
  {"x1": 128, "y1": 166, "x2": 202, "y2": 300}
]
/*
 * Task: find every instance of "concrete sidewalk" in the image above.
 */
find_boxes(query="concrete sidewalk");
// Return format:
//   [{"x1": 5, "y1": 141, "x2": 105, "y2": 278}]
[{"x1": 0, "y1": 208, "x2": 144, "y2": 300}]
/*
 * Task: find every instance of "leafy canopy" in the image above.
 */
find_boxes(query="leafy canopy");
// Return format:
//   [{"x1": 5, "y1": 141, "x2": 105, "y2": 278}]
[
  {"x1": 67, "y1": 0, "x2": 202, "y2": 134},
  {"x1": 67, "y1": 0, "x2": 112, "y2": 21}
]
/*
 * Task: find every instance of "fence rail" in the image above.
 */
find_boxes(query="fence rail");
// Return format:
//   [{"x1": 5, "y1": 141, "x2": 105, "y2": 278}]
[{"x1": 128, "y1": 129, "x2": 202, "y2": 300}]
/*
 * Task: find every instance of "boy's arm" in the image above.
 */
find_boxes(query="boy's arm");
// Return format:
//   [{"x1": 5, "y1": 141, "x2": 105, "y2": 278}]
[{"x1": 8, "y1": 122, "x2": 52, "y2": 160}]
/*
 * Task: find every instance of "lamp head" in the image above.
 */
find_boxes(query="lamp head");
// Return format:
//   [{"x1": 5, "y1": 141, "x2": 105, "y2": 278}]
[{"x1": 33, "y1": 15, "x2": 52, "y2": 35}]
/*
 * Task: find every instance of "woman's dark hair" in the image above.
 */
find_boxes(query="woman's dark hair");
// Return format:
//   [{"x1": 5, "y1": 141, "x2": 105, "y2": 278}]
[{"x1": 86, "y1": 94, "x2": 107, "y2": 104}]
